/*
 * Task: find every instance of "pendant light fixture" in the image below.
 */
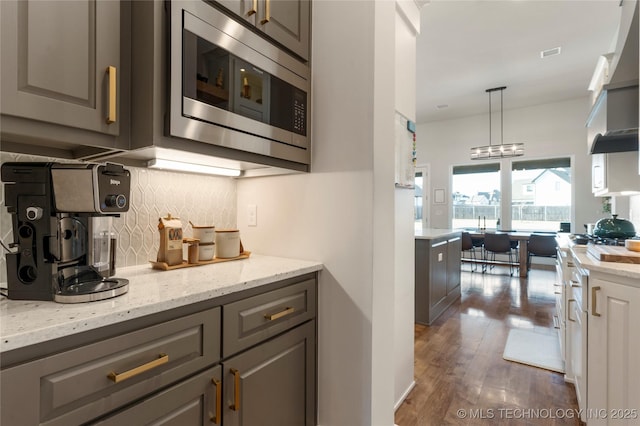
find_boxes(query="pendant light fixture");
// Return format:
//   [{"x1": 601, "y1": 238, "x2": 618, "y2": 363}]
[{"x1": 471, "y1": 86, "x2": 524, "y2": 160}]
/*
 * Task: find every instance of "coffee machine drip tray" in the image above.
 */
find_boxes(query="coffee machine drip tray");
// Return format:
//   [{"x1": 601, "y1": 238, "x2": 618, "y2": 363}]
[{"x1": 55, "y1": 267, "x2": 129, "y2": 303}]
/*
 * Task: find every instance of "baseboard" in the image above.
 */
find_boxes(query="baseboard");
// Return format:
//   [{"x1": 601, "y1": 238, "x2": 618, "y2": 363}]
[{"x1": 394, "y1": 380, "x2": 416, "y2": 412}]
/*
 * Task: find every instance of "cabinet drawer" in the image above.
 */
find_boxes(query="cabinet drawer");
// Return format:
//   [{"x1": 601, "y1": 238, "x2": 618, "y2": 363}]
[
  {"x1": 1, "y1": 307, "x2": 220, "y2": 426},
  {"x1": 92, "y1": 365, "x2": 222, "y2": 426},
  {"x1": 223, "y1": 278, "x2": 316, "y2": 357}
]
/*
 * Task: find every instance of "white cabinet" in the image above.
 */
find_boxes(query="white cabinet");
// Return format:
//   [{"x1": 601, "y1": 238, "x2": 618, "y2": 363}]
[
  {"x1": 587, "y1": 274, "x2": 640, "y2": 425},
  {"x1": 565, "y1": 257, "x2": 588, "y2": 421},
  {"x1": 592, "y1": 152, "x2": 640, "y2": 196}
]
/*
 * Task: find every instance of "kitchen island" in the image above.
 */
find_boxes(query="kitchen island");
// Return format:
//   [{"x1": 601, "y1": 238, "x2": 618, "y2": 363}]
[
  {"x1": 415, "y1": 228, "x2": 462, "y2": 325},
  {"x1": 0, "y1": 254, "x2": 322, "y2": 425}
]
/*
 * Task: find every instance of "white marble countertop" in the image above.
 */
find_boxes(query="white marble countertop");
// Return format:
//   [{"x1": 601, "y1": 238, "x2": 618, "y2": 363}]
[
  {"x1": 0, "y1": 254, "x2": 323, "y2": 353},
  {"x1": 570, "y1": 246, "x2": 640, "y2": 282},
  {"x1": 415, "y1": 227, "x2": 462, "y2": 240}
]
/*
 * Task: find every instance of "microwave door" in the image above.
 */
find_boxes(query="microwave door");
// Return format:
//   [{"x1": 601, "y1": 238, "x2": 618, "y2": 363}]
[{"x1": 232, "y1": 58, "x2": 271, "y2": 125}]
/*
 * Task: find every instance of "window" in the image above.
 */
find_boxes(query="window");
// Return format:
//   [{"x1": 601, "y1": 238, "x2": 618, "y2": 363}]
[
  {"x1": 452, "y1": 164, "x2": 500, "y2": 229},
  {"x1": 511, "y1": 158, "x2": 571, "y2": 231},
  {"x1": 450, "y1": 157, "x2": 572, "y2": 232}
]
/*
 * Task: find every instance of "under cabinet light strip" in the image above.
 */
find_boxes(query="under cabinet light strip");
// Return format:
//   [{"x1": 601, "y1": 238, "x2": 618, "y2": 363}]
[{"x1": 147, "y1": 159, "x2": 241, "y2": 177}]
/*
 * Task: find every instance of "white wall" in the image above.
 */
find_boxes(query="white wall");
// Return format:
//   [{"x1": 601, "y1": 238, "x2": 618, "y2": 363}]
[
  {"x1": 393, "y1": 1, "x2": 419, "y2": 411},
  {"x1": 237, "y1": 2, "x2": 412, "y2": 425},
  {"x1": 416, "y1": 97, "x2": 604, "y2": 232}
]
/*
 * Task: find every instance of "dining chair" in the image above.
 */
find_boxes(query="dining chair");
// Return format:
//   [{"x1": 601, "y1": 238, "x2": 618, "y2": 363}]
[
  {"x1": 461, "y1": 232, "x2": 477, "y2": 272},
  {"x1": 527, "y1": 234, "x2": 558, "y2": 270},
  {"x1": 482, "y1": 233, "x2": 517, "y2": 275}
]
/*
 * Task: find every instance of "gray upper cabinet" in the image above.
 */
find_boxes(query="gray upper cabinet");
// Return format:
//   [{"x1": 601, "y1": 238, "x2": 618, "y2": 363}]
[
  {"x1": 215, "y1": 0, "x2": 310, "y2": 61},
  {"x1": 0, "y1": 0, "x2": 128, "y2": 158}
]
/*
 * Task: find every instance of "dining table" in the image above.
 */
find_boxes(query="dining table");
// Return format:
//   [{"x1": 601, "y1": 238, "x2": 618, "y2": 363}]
[{"x1": 464, "y1": 230, "x2": 534, "y2": 278}]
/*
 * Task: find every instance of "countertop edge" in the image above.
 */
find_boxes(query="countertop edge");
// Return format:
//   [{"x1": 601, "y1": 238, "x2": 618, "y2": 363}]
[
  {"x1": 415, "y1": 228, "x2": 462, "y2": 240},
  {"x1": 1, "y1": 255, "x2": 323, "y2": 353},
  {"x1": 570, "y1": 246, "x2": 640, "y2": 282}
]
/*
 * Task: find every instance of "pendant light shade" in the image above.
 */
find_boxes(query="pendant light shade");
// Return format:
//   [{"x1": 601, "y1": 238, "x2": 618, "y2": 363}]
[{"x1": 471, "y1": 86, "x2": 524, "y2": 160}]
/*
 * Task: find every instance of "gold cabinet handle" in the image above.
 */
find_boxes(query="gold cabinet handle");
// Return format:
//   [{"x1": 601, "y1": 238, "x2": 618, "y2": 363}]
[
  {"x1": 264, "y1": 306, "x2": 295, "y2": 321},
  {"x1": 592, "y1": 286, "x2": 601, "y2": 317},
  {"x1": 567, "y1": 299, "x2": 576, "y2": 322},
  {"x1": 260, "y1": 0, "x2": 270, "y2": 24},
  {"x1": 570, "y1": 279, "x2": 581, "y2": 288},
  {"x1": 248, "y1": 0, "x2": 257, "y2": 15},
  {"x1": 107, "y1": 353, "x2": 168, "y2": 383},
  {"x1": 230, "y1": 368, "x2": 241, "y2": 411},
  {"x1": 106, "y1": 66, "x2": 117, "y2": 124},
  {"x1": 210, "y1": 378, "x2": 222, "y2": 424}
]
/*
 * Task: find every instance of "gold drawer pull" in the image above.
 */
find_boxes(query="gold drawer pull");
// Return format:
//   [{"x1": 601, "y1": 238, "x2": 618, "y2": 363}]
[
  {"x1": 260, "y1": 0, "x2": 270, "y2": 24},
  {"x1": 248, "y1": 0, "x2": 257, "y2": 15},
  {"x1": 567, "y1": 299, "x2": 576, "y2": 322},
  {"x1": 107, "y1": 353, "x2": 168, "y2": 383},
  {"x1": 230, "y1": 368, "x2": 241, "y2": 411},
  {"x1": 210, "y1": 378, "x2": 222, "y2": 424},
  {"x1": 592, "y1": 286, "x2": 601, "y2": 317},
  {"x1": 264, "y1": 306, "x2": 295, "y2": 321},
  {"x1": 106, "y1": 66, "x2": 117, "y2": 124}
]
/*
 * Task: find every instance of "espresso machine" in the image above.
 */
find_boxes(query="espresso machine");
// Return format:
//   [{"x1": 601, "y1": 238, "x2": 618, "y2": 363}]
[{"x1": 2, "y1": 162, "x2": 131, "y2": 303}]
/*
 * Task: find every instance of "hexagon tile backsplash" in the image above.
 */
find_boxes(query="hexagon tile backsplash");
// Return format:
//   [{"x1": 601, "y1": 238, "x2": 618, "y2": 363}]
[{"x1": 0, "y1": 152, "x2": 237, "y2": 283}]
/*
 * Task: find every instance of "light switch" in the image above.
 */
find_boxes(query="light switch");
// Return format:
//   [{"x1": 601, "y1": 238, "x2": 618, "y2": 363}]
[
  {"x1": 438, "y1": 253, "x2": 443, "y2": 262},
  {"x1": 247, "y1": 204, "x2": 257, "y2": 226}
]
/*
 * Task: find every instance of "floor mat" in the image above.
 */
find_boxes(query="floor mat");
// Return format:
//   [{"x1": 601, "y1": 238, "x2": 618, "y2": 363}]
[{"x1": 503, "y1": 328, "x2": 564, "y2": 373}]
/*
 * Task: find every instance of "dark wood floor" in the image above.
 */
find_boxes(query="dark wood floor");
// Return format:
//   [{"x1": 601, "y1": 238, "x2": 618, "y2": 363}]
[{"x1": 395, "y1": 266, "x2": 583, "y2": 426}]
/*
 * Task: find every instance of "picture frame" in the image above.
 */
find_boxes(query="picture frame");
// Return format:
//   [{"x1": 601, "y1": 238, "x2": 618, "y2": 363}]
[{"x1": 434, "y1": 188, "x2": 445, "y2": 204}]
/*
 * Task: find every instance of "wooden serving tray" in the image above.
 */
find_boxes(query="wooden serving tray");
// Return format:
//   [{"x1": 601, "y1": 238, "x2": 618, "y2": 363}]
[
  {"x1": 150, "y1": 251, "x2": 252, "y2": 271},
  {"x1": 586, "y1": 244, "x2": 640, "y2": 264}
]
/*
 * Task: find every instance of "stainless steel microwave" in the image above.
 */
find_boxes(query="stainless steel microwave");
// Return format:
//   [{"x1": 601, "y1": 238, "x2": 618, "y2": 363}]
[{"x1": 169, "y1": 1, "x2": 310, "y2": 167}]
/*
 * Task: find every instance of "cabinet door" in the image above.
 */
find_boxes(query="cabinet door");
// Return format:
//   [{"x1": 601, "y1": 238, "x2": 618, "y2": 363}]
[
  {"x1": 567, "y1": 299, "x2": 585, "y2": 416},
  {"x1": 257, "y1": 0, "x2": 310, "y2": 60},
  {"x1": 223, "y1": 320, "x2": 315, "y2": 426},
  {"x1": 0, "y1": 0, "x2": 120, "y2": 135},
  {"x1": 446, "y1": 236, "x2": 461, "y2": 294},
  {"x1": 215, "y1": 0, "x2": 258, "y2": 25},
  {"x1": 214, "y1": 0, "x2": 309, "y2": 61},
  {"x1": 430, "y1": 240, "x2": 448, "y2": 304},
  {"x1": 92, "y1": 366, "x2": 223, "y2": 426},
  {"x1": 588, "y1": 278, "x2": 640, "y2": 425}
]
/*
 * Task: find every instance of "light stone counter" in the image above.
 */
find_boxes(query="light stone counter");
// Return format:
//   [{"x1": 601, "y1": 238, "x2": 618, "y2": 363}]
[
  {"x1": 570, "y1": 245, "x2": 640, "y2": 283},
  {"x1": 414, "y1": 227, "x2": 462, "y2": 240},
  {"x1": 0, "y1": 254, "x2": 323, "y2": 353}
]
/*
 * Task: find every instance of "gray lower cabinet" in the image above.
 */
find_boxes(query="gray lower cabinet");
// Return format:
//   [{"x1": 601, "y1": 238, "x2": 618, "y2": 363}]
[
  {"x1": 0, "y1": 0, "x2": 129, "y2": 158},
  {"x1": 0, "y1": 307, "x2": 221, "y2": 426},
  {"x1": 222, "y1": 321, "x2": 316, "y2": 426},
  {"x1": 415, "y1": 234, "x2": 462, "y2": 325},
  {"x1": 93, "y1": 365, "x2": 223, "y2": 426},
  {"x1": 0, "y1": 274, "x2": 317, "y2": 425},
  {"x1": 214, "y1": 0, "x2": 310, "y2": 60}
]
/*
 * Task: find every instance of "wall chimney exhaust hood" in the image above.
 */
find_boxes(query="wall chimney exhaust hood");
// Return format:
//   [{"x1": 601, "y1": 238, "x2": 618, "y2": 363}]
[
  {"x1": 587, "y1": 83, "x2": 639, "y2": 154},
  {"x1": 588, "y1": 2, "x2": 638, "y2": 155}
]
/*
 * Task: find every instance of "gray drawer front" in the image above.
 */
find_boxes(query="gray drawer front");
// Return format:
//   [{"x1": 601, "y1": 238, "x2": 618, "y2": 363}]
[
  {"x1": 223, "y1": 278, "x2": 316, "y2": 357},
  {"x1": 1, "y1": 307, "x2": 220, "y2": 426},
  {"x1": 92, "y1": 365, "x2": 222, "y2": 426}
]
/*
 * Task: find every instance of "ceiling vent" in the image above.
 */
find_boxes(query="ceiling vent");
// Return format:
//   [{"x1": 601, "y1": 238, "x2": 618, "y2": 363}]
[{"x1": 540, "y1": 47, "x2": 561, "y2": 59}]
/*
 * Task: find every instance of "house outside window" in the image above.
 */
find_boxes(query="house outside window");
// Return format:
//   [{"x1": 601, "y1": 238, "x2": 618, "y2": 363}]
[
  {"x1": 511, "y1": 158, "x2": 571, "y2": 231},
  {"x1": 451, "y1": 157, "x2": 572, "y2": 232}
]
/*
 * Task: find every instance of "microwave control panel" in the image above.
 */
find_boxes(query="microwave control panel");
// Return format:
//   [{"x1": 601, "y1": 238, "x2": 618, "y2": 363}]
[{"x1": 293, "y1": 92, "x2": 306, "y2": 135}]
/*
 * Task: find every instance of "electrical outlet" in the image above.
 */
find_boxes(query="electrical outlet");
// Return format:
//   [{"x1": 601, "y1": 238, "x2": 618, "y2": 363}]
[{"x1": 247, "y1": 204, "x2": 257, "y2": 226}]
